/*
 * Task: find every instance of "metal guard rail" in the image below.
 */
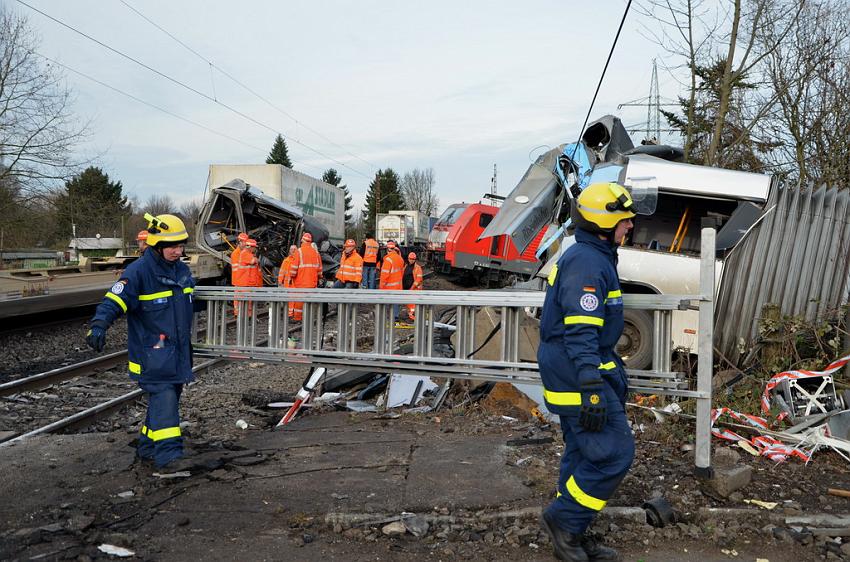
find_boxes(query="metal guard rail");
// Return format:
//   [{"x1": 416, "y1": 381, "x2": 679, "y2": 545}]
[{"x1": 192, "y1": 228, "x2": 716, "y2": 474}]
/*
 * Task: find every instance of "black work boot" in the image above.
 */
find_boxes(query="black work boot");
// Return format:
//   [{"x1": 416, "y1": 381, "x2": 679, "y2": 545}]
[
  {"x1": 156, "y1": 456, "x2": 197, "y2": 474},
  {"x1": 540, "y1": 512, "x2": 589, "y2": 562},
  {"x1": 581, "y1": 534, "x2": 620, "y2": 562}
]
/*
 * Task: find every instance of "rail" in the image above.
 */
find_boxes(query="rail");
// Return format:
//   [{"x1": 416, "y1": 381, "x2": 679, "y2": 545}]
[{"x1": 192, "y1": 227, "x2": 716, "y2": 474}]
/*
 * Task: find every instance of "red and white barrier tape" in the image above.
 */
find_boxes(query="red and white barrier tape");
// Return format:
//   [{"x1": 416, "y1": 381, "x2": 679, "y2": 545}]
[
  {"x1": 710, "y1": 407, "x2": 810, "y2": 462},
  {"x1": 760, "y1": 353, "x2": 850, "y2": 414},
  {"x1": 710, "y1": 353, "x2": 850, "y2": 463}
]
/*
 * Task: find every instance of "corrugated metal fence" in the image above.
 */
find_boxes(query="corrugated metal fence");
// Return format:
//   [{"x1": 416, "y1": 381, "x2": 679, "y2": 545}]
[{"x1": 715, "y1": 182, "x2": 850, "y2": 364}]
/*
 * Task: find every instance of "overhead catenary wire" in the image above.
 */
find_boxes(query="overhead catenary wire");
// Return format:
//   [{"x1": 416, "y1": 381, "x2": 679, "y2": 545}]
[
  {"x1": 568, "y1": 0, "x2": 633, "y2": 164},
  {"x1": 16, "y1": 0, "x2": 373, "y2": 181},
  {"x1": 37, "y1": 53, "x2": 267, "y2": 154},
  {"x1": 119, "y1": 0, "x2": 379, "y2": 174}
]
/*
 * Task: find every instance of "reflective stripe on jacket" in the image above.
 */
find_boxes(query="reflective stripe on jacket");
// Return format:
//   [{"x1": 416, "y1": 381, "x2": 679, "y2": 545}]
[
  {"x1": 379, "y1": 251, "x2": 404, "y2": 290},
  {"x1": 90, "y1": 249, "x2": 196, "y2": 384},
  {"x1": 277, "y1": 256, "x2": 294, "y2": 287},
  {"x1": 234, "y1": 251, "x2": 262, "y2": 287},
  {"x1": 230, "y1": 247, "x2": 242, "y2": 284},
  {"x1": 363, "y1": 238, "x2": 379, "y2": 264},
  {"x1": 537, "y1": 228, "x2": 626, "y2": 415},
  {"x1": 291, "y1": 243, "x2": 322, "y2": 288},
  {"x1": 336, "y1": 251, "x2": 364, "y2": 283}
]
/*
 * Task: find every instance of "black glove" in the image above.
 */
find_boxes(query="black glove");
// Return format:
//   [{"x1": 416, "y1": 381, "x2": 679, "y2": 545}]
[
  {"x1": 579, "y1": 383, "x2": 607, "y2": 432},
  {"x1": 85, "y1": 326, "x2": 106, "y2": 352}
]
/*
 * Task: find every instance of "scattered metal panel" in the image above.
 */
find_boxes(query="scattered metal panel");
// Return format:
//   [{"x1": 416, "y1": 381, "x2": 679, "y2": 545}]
[
  {"x1": 477, "y1": 146, "x2": 564, "y2": 254},
  {"x1": 716, "y1": 183, "x2": 850, "y2": 363}
]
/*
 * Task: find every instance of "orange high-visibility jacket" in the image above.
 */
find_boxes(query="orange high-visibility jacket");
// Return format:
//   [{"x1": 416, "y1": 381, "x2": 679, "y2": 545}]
[
  {"x1": 363, "y1": 238, "x2": 379, "y2": 264},
  {"x1": 234, "y1": 250, "x2": 262, "y2": 287},
  {"x1": 379, "y1": 251, "x2": 404, "y2": 290},
  {"x1": 230, "y1": 247, "x2": 242, "y2": 284},
  {"x1": 290, "y1": 242, "x2": 322, "y2": 288},
  {"x1": 410, "y1": 263, "x2": 424, "y2": 290},
  {"x1": 277, "y1": 256, "x2": 294, "y2": 287},
  {"x1": 336, "y1": 251, "x2": 364, "y2": 284}
]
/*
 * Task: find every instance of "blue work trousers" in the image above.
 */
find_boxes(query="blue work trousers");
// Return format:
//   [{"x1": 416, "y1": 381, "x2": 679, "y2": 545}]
[
  {"x1": 136, "y1": 382, "x2": 184, "y2": 468},
  {"x1": 544, "y1": 374, "x2": 635, "y2": 535},
  {"x1": 361, "y1": 265, "x2": 377, "y2": 289}
]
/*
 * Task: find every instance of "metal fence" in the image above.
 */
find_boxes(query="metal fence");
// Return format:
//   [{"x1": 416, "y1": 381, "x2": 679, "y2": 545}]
[
  {"x1": 193, "y1": 228, "x2": 717, "y2": 472},
  {"x1": 716, "y1": 184, "x2": 850, "y2": 363}
]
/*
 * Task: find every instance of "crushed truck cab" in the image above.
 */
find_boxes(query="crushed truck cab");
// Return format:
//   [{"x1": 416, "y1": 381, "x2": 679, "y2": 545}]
[
  {"x1": 196, "y1": 178, "x2": 335, "y2": 286},
  {"x1": 481, "y1": 115, "x2": 773, "y2": 368}
]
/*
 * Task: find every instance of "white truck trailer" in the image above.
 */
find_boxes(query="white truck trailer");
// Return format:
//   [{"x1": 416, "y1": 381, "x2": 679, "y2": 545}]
[
  {"x1": 208, "y1": 164, "x2": 345, "y2": 243},
  {"x1": 375, "y1": 210, "x2": 430, "y2": 246}
]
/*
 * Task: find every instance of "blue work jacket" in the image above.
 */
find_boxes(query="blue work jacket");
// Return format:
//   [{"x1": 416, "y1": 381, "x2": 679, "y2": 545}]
[
  {"x1": 538, "y1": 229, "x2": 627, "y2": 415},
  {"x1": 90, "y1": 249, "x2": 196, "y2": 384}
]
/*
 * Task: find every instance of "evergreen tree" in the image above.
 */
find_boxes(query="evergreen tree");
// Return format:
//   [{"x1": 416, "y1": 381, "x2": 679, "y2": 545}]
[
  {"x1": 322, "y1": 168, "x2": 354, "y2": 234},
  {"x1": 361, "y1": 168, "x2": 402, "y2": 237},
  {"x1": 266, "y1": 134, "x2": 293, "y2": 168},
  {"x1": 54, "y1": 166, "x2": 131, "y2": 240},
  {"x1": 662, "y1": 59, "x2": 776, "y2": 171}
]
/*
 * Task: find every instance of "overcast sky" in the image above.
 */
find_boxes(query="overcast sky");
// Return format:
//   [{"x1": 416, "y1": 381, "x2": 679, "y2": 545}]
[{"x1": 17, "y1": 0, "x2": 682, "y2": 215}]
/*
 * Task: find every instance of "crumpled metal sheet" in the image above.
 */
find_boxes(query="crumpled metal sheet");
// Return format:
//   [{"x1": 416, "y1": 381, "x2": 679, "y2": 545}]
[{"x1": 715, "y1": 182, "x2": 850, "y2": 363}]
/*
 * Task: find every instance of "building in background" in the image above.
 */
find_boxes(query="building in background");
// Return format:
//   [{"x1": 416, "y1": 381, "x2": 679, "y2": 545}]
[{"x1": 67, "y1": 237, "x2": 123, "y2": 261}]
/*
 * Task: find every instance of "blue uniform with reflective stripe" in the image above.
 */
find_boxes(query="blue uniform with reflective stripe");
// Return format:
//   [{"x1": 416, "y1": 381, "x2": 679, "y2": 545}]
[
  {"x1": 538, "y1": 228, "x2": 635, "y2": 535},
  {"x1": 91, "y1": 248, "x2": 196, "y2": 384},
  {"x1": 89, "y1": 248, "x2": 196, "y2": 467}
]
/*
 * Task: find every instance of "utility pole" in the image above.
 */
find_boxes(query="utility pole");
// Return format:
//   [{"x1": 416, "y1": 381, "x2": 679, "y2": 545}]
[
  {"x1": 617, "y1": 59, "x2": 678, "y2": 144},
  {"x1": 374, "y1": 175, "x2": 381, "y2": 238},
  {"x1": 490, "y1": 164, "x2": 497, "y2": 195}
]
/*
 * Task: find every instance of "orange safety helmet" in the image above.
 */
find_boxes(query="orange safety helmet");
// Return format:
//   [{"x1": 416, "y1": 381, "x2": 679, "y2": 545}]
[
  {"x1": 302, "y1": 232, "x2": 313, "y2": 243},
  {"x1": 408, "y1": 252, "x2": 417, "y2": 260},
  {"x1": 136, "y1": 230, "x2": 148, "y2": 241},
  {"x1": 245, "y1": 238, "x2": 257, "y2": 248},
  {"x1": 344, "y1": 239, "x2": 356, "y2": 248}
]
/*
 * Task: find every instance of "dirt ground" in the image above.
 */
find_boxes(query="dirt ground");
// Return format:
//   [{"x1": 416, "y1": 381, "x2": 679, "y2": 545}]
[
  {"x1": 2, "y1": 278, "x2": 849, "y2": 561},
  {"x1": 2, "y1": 368, "x2": 849, "y2": 561}
]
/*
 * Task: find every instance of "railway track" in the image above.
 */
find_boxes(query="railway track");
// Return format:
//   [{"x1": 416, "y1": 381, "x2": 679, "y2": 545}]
[
  {"x1": 0, "y1": 350, "x2": 128, "y2": 398},
  {"x1": 0, "y1": 357, "x2": 224, "y2": 448},
  {"x1": 0, "y1": 311, "x2": 93, "y2": 336},
  {"x1": 0, "y1": 312, "x2": 292, "y2": 447}
]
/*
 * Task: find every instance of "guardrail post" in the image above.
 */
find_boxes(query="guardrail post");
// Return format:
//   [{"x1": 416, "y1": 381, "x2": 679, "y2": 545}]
[{"x1": 695, "y1": 224, "x2": 716, "y2": 479}]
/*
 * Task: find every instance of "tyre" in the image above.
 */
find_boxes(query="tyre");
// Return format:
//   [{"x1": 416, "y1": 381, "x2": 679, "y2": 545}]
[{"x1": 618, "y1": 309, "x2": 653, "y2": 370}]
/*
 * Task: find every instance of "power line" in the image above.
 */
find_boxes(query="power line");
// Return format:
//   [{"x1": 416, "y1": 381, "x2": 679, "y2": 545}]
[
  {"x1": 16, "y1": 0, "x2": 373, "y2": 180},
  {"x1": 119, "y1": 0, "x2": 379, "y2": 174},
  {"x1": 37, "y1": 52, "x2": 268, "y2": 153},
  {"x1": 569, "y1": 0, "x2": 633, "y2": 164}
]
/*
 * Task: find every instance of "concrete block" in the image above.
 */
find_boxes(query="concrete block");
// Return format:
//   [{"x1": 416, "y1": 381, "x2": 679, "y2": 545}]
[{"x1": 709, "y1": 464, "x2": 752, "y2": 498}]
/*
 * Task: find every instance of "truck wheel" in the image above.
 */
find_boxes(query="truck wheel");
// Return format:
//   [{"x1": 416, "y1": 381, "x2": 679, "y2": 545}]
[{"x1": 618, "y1": 309, "x2": 653, "y2": 370}]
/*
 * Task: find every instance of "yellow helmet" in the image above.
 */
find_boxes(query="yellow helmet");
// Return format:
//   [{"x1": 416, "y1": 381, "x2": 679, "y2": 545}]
[
  {"x1": 571, "y1": 182, "x2": 636, "y2": 233},
  {"x1": 143, "y1": 213, "x2": 189, "y2": 247}
]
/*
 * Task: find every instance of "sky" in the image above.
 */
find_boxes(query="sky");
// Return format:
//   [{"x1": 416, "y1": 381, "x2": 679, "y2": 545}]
[{"x1": 16, "y1": 0, "x2": 685, "y2": 216}]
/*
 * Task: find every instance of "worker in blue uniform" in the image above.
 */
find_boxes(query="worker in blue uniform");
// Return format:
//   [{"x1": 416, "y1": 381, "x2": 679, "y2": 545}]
[
  {"x1": 538, "y1": 182, "x2": 638, "y2": 562},
  {"x1": 85, "y1": 213, "x2": 199, "y2": 470}
]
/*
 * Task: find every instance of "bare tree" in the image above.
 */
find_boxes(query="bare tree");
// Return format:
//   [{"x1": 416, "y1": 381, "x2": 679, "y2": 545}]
[
  {"x1": 758, "y1": 1, "x2": 850, "y2": 186},
  {"x1": 703, "y1": 0, "x2": 804, "y2": 166},
  {"x1": 400, "y1": 168, "x2": 439, "y2": 217},
  {"x1": 179, "y1": 198, "x2": 202, "y2": 244},
  {"x1": 143, "y1": 194, "x2": 176, "y2": 216},
  {"x1": 0, "y1": 9, "x2": 89, "y2": 209},
  {"x1": 638, "y1": 0, "x2": 804, "y2": 168},
  {"x1": 637, "y1": 0, "x2": 722, "y2": 160}
]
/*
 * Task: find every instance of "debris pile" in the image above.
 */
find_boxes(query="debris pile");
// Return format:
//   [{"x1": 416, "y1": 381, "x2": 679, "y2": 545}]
[{"x1": 710, "y1": 353, "x2": 850, "y2": 463}]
